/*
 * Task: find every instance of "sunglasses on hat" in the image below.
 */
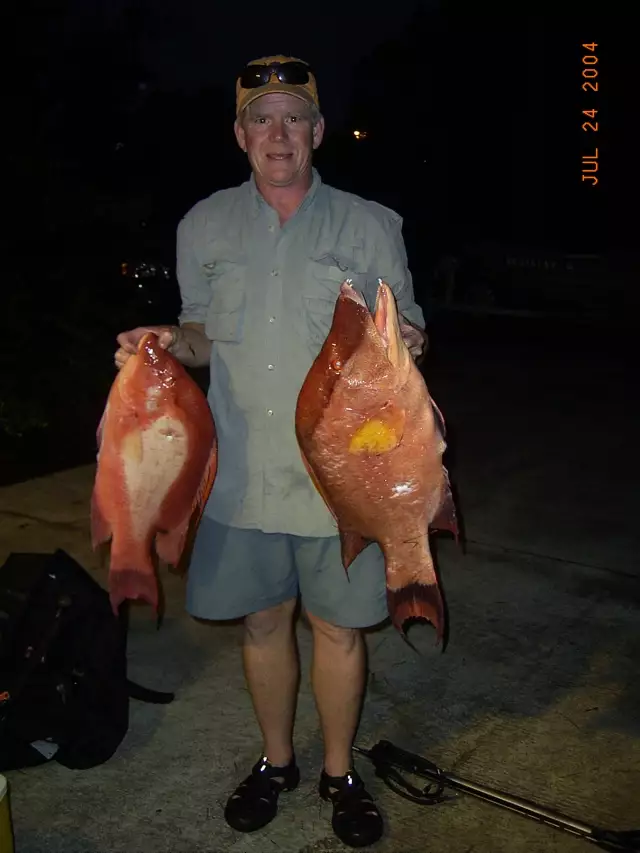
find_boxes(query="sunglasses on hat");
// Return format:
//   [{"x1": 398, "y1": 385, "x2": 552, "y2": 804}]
[{"x1": 238, "y1": 60, "x2": 313, "y2": 89}]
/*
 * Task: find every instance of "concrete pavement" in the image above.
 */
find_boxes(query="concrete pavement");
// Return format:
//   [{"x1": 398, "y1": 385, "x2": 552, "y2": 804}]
[{"x1": 2, "y1": 315, "x2": 639, "y2": 853}]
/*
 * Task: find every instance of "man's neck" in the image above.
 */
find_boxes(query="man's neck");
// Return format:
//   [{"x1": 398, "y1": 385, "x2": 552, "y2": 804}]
[{"x1": 255, "y1": 173, "x2": 313, "y2": 224}]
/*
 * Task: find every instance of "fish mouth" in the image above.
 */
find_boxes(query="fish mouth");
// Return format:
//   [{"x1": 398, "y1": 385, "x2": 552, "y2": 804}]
[
  {"x1": 374, "y1": 280, "x2": 410, "y2": 372},
  {"x1": 137, "y1": 332, "x2": 163, "y2": 365}
]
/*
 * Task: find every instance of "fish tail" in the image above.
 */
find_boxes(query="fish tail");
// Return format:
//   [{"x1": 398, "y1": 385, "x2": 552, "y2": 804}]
[
  {"x1": 108, "y1": 538, "x2": 158, "y2": 615},
  {"x1": 386, "y1": 583, "x2": 445, "y2": 645},
  {"x1": 384, "y1": 536, "x2": 446, "y2": 645}
]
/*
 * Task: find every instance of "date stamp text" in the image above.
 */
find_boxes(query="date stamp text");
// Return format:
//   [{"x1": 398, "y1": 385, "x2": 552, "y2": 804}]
[{"x1": 581, "y1": 42, "x2": 599, "y2": 186}]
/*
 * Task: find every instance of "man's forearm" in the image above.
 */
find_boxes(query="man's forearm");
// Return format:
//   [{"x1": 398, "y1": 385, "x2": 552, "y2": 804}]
[{"x1": 169, "y1": 323, "x2": 212, "y2": 368}]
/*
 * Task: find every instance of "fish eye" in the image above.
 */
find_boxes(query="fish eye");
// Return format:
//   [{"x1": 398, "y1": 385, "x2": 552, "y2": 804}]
[{"x1": 330, "y1": 359, "x2": 343, "y2": 372}]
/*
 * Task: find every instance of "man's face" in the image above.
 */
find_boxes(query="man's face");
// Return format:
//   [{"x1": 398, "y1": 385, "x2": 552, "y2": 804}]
[{"x1": 234, "y1": 92, "x2": 325, "y2": 188}]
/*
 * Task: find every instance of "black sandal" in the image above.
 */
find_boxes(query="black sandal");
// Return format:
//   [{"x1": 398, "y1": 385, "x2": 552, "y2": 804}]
[
  {"x1": 224, "y1": 755, "x2": 300, "y2": 832},
  {"x1": 319, "y1": 768, "x2": 383, "y2": 848}
]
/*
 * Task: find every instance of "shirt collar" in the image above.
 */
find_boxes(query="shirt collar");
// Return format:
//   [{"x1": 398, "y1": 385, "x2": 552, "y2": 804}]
[{"x1": 248, "y1": 167, "x2": 322, "y2": 218}]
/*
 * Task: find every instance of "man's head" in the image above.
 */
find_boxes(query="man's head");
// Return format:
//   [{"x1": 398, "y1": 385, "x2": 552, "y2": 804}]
[{"x1": 234, "y1": 55, "x2": 325, "y2": 189}]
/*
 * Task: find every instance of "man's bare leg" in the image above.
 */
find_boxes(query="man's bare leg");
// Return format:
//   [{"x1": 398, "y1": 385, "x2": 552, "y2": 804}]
[
  {"x1": 243, "y1": 598, "x2": 299, "y2": 766},
  {"x1": 306, "y1": 612, "x2": 383, "y2": 847},
  {"x1": 307, "y1": 612, "x2": 367, "y2": 776}
]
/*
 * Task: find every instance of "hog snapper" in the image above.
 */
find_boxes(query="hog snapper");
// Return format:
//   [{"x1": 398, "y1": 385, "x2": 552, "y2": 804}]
[
  {"x1": 295, "y1": 280, "x2": 458, "y2": 643},
  {"x1": 91, "y1": 331, "x2": 217, "y2": 613}
]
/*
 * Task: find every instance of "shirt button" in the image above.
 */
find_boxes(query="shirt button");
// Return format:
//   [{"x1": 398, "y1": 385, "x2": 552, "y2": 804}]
[
  {"x1": 270, "y1": 269, "x2": 279, "y2": 277},
  {"x1": 269, "y1": 316, "x2": 275, "y2": 323},
  {"x1": 267, "y1": 364, "x2": 274, "y2": 370},
  {"x1": 268, "y1": 225, "x2": 275, "y2": 232},
  {"x1": 267, "y1": 409, "x2": 273, "y2": 416}
]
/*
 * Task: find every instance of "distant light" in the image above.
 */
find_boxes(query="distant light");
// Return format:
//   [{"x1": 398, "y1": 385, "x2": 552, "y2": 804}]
[{"x1": 353, "y1": 129, "x2": 368, "y2": 140}]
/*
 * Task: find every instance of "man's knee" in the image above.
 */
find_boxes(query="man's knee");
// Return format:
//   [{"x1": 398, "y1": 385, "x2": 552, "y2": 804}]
[
  {"x1": 244, "y1": 598, "x2": 297, "y2": 643},
  {"x1": 306, "y1": 610, "x2": 361, "y2": 653}
]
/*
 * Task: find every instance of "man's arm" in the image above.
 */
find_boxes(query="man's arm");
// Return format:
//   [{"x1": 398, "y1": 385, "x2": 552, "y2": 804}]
[
  {"x1": 169, "y1": 213, "x2": 213, "y2": 368},
  {"x1": 168, "y1": 322, "x2": 211, "y2": 368}
]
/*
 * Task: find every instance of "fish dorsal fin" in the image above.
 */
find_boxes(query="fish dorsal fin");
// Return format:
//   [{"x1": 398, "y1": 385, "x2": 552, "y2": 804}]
[
  {"x1": 431, "y1": 398, "x2": 446, "y2": 440},
  {"x1": 171, "y1": 440, "x2": 218, "y2": 576},
  {"x1": 429, "y1": 466, "x2": 459, "y2": 542}
]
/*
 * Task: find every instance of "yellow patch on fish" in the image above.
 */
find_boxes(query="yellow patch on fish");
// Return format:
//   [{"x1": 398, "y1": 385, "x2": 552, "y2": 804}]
[{"x1": 349, "y1": 418, "x2": 401, "y2": 454}]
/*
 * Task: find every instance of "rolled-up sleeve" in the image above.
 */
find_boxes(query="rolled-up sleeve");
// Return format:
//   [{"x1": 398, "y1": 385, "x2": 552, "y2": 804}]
[
  {"x1": 176, "y1": 213, "x2": 211, "y2": 327},
  {"x1": 372, "y1": 214, "x2": 425, "y2": 330}
]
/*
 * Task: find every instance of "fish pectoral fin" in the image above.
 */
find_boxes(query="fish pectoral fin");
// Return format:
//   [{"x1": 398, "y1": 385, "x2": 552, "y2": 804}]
[
  {"x1": 429, "y1": 468, "x2": 460, "y2": 542},
  {"x1": 348, "y1": 403, "x2": 406, "y2": 455},
  {"x1": 339, "y1": 529, "x2": 370, "y2": 571}
]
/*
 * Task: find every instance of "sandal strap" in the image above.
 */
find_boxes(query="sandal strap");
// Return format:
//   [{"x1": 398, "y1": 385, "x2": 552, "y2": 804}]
[
  {"x1": 320, "y1": 768, "x2": 383, "y2": 846},
  {"x1": 232, "y1": 757, "x2": 297, "y2": 800},
  {"x1": 224, "y1": 755, "x2": 300, "y2": 833},
  {"x1": 320, "y1": 769, "x2": 366, "y2": 802}
]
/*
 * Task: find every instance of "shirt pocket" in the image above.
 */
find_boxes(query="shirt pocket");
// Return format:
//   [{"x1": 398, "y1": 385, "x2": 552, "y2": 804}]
[
  {"x1": 201, "y1": 250, "x2": 247, "y2": 343},
  {"x1": 304, "y1": 252, "x2": 368, "y2": 347}
]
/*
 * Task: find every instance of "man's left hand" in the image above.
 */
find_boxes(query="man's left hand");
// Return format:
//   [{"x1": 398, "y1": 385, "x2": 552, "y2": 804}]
[{"x1": 400, "y1": 318, "x2": 428, "y2": 363}]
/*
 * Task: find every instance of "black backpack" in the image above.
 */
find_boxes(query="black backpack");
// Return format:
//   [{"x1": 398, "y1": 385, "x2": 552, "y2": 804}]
[{"x1": 0, "y1": 548, "x2": 174, "y2": 772}]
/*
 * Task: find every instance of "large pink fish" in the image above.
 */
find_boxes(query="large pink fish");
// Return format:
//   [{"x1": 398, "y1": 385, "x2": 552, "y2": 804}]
[
  {"x1": 295, "y1": 280, "x2": 458, "y2": 643},
  {"x1": 91, "y1": 332, "x2": 217, "y2": 613}
]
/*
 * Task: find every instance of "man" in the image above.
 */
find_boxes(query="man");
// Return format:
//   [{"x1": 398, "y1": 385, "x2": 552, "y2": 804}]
[{"x1": 115, "y1": 55, "x2": 427, "y2": 848}]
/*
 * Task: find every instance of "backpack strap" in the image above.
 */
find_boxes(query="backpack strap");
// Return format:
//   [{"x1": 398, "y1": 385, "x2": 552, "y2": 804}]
[{"x1": 126, "y1": 679, "x2": 174, "y2": 705}]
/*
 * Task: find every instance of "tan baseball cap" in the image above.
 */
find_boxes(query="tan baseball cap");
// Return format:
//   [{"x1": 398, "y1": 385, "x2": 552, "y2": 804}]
[{"x1": 235, "y1": 55, "x2": 320, "y2": 116}]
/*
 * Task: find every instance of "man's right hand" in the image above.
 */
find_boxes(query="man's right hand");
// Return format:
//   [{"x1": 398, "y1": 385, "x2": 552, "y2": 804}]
[{"x1": 114, "y1": 325, "x2": 176, "y2": 370}]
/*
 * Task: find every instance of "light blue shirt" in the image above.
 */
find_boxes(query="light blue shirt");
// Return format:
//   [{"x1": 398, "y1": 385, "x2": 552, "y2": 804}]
[{"x1": 176, "y1": 168, "x2": 425, "y2": 537}]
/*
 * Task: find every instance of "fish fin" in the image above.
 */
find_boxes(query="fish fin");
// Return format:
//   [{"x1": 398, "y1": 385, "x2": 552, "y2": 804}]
[
  {"x1": 108, "y1": 544, "x2": 158, "y2": 615},
  {"x1": 155, "y1": 517, "x2": 190, "y2": 568},
  {"x1": 387, "y1": 583, "x2": 445, "y2": 647},
  {"x1": 348, "y1": 403, "x2": 406, "y2": 455},
  {"x1": 384, "y1": 536, "x2": 445, "y2": 645},
  {"x1": 430, "y1": 397, "x2": 446, "y2": 440},
  {"x1": 96, "y1": 401, "x2": 109, "y2": 450},
  {"x1": 299, "y1": 448, "x2": 339, "y2": 523},
  {"x1": 429, "y1": 468, "x2": 460, "y2": 542},
  {"x1": 161, "y1": 442, "x2": 218, "y2": 575},
  {"x1": 339, "y1": 529, "x2": 370, "y2": 571},
  {"x1": 191, "y1": 442, "x2": 218, "y2": 531},
  {"x1": 90, "y1": 490, "x2": 112, "y2": 548}
]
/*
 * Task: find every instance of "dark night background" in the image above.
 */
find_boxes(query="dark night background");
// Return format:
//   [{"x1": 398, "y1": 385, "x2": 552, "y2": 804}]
[{"x1": 3, "y1": 0, "x2": 636, "y2": 482}]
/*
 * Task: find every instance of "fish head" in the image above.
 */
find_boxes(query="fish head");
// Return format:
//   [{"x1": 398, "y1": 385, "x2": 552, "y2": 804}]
[
  {"x1": 117, "y1": 332, "x2": 183, "y2": 415},
  {"x1": 335, "y1": 280, "x2": 412, "y2": 394}
]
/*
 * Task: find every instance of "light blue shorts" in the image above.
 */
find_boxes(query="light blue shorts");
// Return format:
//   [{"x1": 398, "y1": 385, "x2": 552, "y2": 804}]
[{"x1": 185, "y1": 516, "x2": 389, "y2": 628}]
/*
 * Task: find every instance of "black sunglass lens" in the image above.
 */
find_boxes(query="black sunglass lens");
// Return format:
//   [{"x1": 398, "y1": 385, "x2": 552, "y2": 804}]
[
  {"x1": 278, "y1": 63, "x2": 310, "y2": 84},
  {"x1": 239, "y1": 67, "x2": 270, "y2": 88},
  {"x1": 239, "y1": 62, "x2": 311, "y2": 89}
]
